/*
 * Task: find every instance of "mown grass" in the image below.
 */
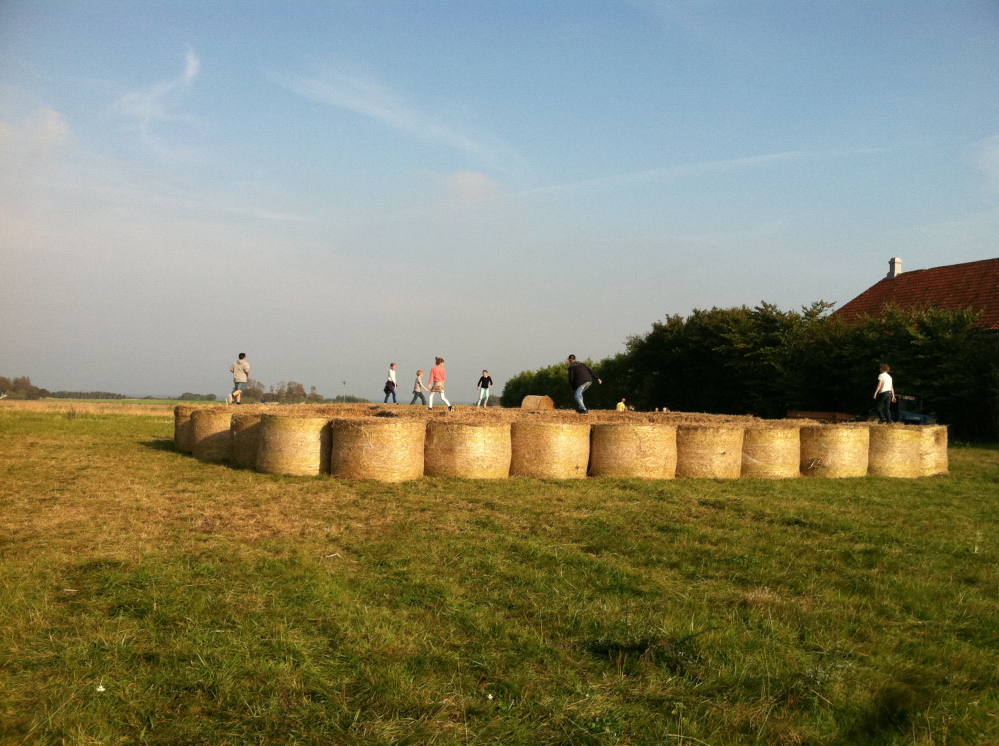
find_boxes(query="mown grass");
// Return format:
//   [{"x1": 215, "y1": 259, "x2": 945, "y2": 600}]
[{"x1": 0, "y1": 407, "x2": 997, "y2": 745}]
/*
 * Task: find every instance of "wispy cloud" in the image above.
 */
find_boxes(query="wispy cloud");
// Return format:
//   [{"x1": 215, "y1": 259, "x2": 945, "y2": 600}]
[
  {"x1": 271, "y1": 70, "x2": 525, "y2": 174},
  {"x1": 0, "y1": 107, "x2": 72, "y2": 158},
  {"x1": 972, "y1": 134, "x2": 999, "y2": 193},
  {"x1": 112, "y1": 49, "x2": 200, "y2": 143}
]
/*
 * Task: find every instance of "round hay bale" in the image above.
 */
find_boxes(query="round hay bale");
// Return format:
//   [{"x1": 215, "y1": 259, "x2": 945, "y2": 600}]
[
  {"x1": 800, "y1": 424, "x2": 869, "y2": 478},
  {"x1": 230, "y1": 412, "x2": 264, "y2": 470},
  {"x1": 675, "y1": 425, "x2": 744, "y2": 479},
  {"x1": 741, "y1": 426, "x2": 800, "y2": 479},
  {"x1": 521, "y1": 395, "x2": 555, "y2": 410},
  {"x1": 256, "y1": 415, "x2": 332, "y2": 476},
  {"x1": 191, "y1": 409, "x2": 233, "y2": 462},
  {"x1": 329, "y1": 418, "x2": 425, "y2": 482},
  {"x1": 174, "y1": 405, "x2": 197, "y2": 453},
  {"x1": 510, "y1": 421, "x2": 590, "y2": 479},
  {"x1": 919, "y1": 425, "x2": 949, "y2": 476},
  {"x1": 868, "y1": 425, "x2": 923, "y2": 478},
  {"x1": 589, "y1": 423, "x2": 677, "y2": 479},
  {"x1": 424, "y1": 421, "x2": 511, "y2": 479}
]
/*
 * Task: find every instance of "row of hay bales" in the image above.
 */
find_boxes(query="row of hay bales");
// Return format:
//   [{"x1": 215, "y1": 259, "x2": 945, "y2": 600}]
[{"x1": 176, "y1": 405, "x2": 948, "y2": 482}]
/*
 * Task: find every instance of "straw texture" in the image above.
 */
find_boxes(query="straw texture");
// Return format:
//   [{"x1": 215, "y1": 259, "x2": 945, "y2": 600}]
[
  {"x1": 868, "y1": 425, "x2": 923, "y2": 478},
  {"x1": 190, "y1": 409, "x2": 233, "y2": 462},
  {"x1": 675, "y1": 425, "x2": 744, "y2": 479},
  {"x1": 521, "y1": 395, "x2": 555, "y2": 410},
  {"x1": 919, "y1": 425, "x2": 949, "y2": 476},
  {"x1": 173, "y1": 405, "x2": 197, "y2": 454},
  {"x1": 741, "y1": 426, "x2": 801, "y2": 479},
  {"x1": 329, "y1": 418, "x2": 426, "y2": 482},
  {"x1": 230, "y1": 413, "x2": 264, "y2": 470},
  {"x1": 800, "y1": 425, "x2": 869, "y2": 478},
  {"x1": 589, "y1": 423, "x2": 677, "y2": 479},
  {"x1": 256, "y1": 415, "x2": 332, "y2": 476},
  {"x1": 424, "y1": 421, "x2": 512, "y2": 479},
  {"x1": 510, "y1": 421, "x2": 591, "y2": 479}
]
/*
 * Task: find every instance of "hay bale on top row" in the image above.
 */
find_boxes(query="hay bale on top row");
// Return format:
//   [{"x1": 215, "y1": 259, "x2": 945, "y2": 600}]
[
  {"x1": 510, "y1": 421, "x2": 590, "y2": 479},
  {"x1": 231, "y1": 412, "x2": 264, "y2": 469},
  {"x1": 256, "y1": 414, "x2": 331, "y2": 476},
  {"x1": 589, "y1": 423, "x2": 676, "y2": 479},
  {"x1": 741, "y1": 426, "x2": 800, "y2": 479},
  {"x1": 174, "y1": 405, "x2": 197, "y2": 453},
  {"x1": 675, "y1": 425, "x2": 743, "y2": 479},
  {"x1": 521, "y1": 395, "x2": 555, "y2": 410},
  {"x1": 424, "y1": 421, "x2": 511, "y2": 479},
  {"x1": 329, "y1": 418, "x2": 425, "y2": 482},
  {"x1": 920, "y1": 425, "x2": 948, "y2": 476},
  {"x1": 800, "y1": 424, "x2": 868, "y2": 478},
  {"x1": 191, "y1": 409, "x2": 232, "y2": 462}
]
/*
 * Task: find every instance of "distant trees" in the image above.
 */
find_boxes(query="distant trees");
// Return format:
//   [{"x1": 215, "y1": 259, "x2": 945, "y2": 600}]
[
  {"x1": 178, "y1": 393, "x2": 217, "y2": 401},
  {"x1": 50, "y1": 391, "x2": 129, "y2": 399},
  {"x1": 241, "y1": 379, "x2": 369, "y2": 405},
  {"x1": 501, "y1": 303, "x2": 999, "y2": 439},
  {"x1": 0, "y1": 376, "x2": 49, "y2": 400}
]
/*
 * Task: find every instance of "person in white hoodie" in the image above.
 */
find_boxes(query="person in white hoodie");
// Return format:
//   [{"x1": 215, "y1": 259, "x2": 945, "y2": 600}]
[
  {"x1": 874, "y1": 364, "x2": 896, "y2": 423},
  {"x1": 384, "y1": 363, "x2": 398, "y2": 403}
]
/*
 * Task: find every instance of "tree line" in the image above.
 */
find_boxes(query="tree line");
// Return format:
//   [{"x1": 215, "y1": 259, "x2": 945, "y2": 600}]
[
  {"x1": 239, "y1": 379, "x2": 368, "y2": 405},
  {"x1": 501, "y1": 303, "x2": 999, "y2": 440}
]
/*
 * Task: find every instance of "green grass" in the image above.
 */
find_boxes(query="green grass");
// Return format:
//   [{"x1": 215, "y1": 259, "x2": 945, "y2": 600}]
[{"x1": 1, "y1": 409, "x2": 998, "y2": 745}]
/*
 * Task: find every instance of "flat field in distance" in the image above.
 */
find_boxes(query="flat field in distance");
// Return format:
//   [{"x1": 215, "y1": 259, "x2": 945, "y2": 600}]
[{"x1": 1, "y1": 404, "x2": 997, "y2": 745}]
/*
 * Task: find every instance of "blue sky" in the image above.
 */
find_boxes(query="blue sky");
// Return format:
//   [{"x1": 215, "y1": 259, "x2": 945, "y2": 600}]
[{"x1": 2, "y1": 1, "x2": 997, "y2": 400}]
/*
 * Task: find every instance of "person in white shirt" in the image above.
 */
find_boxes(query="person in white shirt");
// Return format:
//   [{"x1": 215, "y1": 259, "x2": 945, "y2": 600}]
[
  {"x1": 228, "y1": 353, "x2": 250, "y2": 405},
  {"x1": 874, "y1": 364, "x2": 896, "y2": 424},
  {"x1": 384, "y1": 363, "x2": 398, "y2": 403}
]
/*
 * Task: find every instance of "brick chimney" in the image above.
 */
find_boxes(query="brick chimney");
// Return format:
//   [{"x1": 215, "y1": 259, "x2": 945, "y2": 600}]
[{"x1": 887, "y1": 257, "x2": 902, "y2": 280}]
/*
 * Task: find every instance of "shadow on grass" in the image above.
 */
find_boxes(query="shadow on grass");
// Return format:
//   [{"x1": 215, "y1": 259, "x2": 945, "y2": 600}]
[{"x1": 140, "y1": 439, "x2": 179, "y2": 452}]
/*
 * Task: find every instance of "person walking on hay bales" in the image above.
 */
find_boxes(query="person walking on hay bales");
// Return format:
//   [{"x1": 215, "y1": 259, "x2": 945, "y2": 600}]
[
  {"x1": 616, "y1": 398, "x2": 627, "y2": 412},
  {"x1": 476, "y1": 370, "x2": 493, "y2": 407},
  {"x1": 567, "y1": 354, "x2": 601, "y2": 414},
  {"x1": 428, "y1": 357, "x2": 453, "y2": 412},
  {"x1": 384, "y1": 363, "x2": 399, "y2": 403},
  {"x1": 874, "y1": 363, "x2": 896, "y2": 424},
  {"x1": 411, "y1": 369, "x2": 429, "y2": 405},
  {"x1": 227, "y1": 353, "x2": 250, "y2": 405}
]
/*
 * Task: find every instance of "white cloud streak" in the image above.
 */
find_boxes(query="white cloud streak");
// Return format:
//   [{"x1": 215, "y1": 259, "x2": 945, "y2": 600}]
[
  {"x1": 271, "y1": 70, "x2": 525, "y2": 174},
  {"x1": 112, "y1": 49, "x2": 200, "y2": 142}
]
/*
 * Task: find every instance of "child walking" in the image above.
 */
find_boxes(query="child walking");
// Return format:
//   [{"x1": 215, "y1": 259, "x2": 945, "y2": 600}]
[
  {"x1": 428, "y1": 357, "x2": 453, "y2": 412},
  {"x1": 411, "y1": 369, "x2": 428, "y2": 405}
]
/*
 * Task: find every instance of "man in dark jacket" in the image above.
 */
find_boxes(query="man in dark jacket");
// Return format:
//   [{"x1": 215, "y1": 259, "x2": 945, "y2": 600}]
[{"x1": 567, "y1": 354, "x2": 602, "y2": 414}]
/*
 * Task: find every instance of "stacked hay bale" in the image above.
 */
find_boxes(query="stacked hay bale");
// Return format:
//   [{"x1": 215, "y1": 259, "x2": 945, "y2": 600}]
[
  {"x1": 174, "y1": 405, "x2": 197, "y2": 454},
  {"x1": 230, "y1": 412, "x2": 264, "y2": 470},
  {"x1": 521, "y1": 395, "x2": 555, "y2": 410},
  {"x1": 800, "y1": 424, "x2": 869, "y2": 478},
  {"x1": 741, "y1": 424, "x2": 800, "y2": 479},
  {"x1": 868, "y1": 425, "x2": 923, "y2": 478},
  {"x1": 510, "y1": 421, "x2": 590, "y2": 479},
  {"x1": 329, "y1": 418, "x2": 426, "y2": 482},
  {"x1": 675, "y1": 425, "x2": 744, "y2": 479},
  {"x1": 256, "y1": 414, "x2": 332, "y2": 476},
  {"x1": 424, "y1": 421, "x2": 511, "y2": 479},
  {"x1": 589, "y1": 422, "x2": 677, "y2": 479},
  {"x1": 191, "y1": 409, "x2": 233, "y2": 462},
  {"x1": 919, "y1": 425, "x2": 949, "y2": 477}
]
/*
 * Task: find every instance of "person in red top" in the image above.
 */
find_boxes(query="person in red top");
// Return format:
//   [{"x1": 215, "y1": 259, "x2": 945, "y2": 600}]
[{"x1": 428, "y1": 357, "x2": 453, "y2": 412}]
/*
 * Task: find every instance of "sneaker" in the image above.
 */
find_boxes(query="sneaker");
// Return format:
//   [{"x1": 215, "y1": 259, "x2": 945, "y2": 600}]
[
  {"x1": 448, "y1": 405, "x2": 454, "y2": 412},
  {"x1": 226, "y1": 393, "x2": 233, "y2": 404}
]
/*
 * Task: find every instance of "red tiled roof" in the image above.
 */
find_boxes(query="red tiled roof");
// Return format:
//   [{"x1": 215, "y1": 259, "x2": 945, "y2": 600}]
[{"x1": 834, "y1": 257, "x2": 999, "y2": 330}]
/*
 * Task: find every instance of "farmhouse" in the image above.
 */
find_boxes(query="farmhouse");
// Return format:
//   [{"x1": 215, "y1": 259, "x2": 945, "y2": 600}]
[{"x1": 834, "y1": 256, "x2": 999, "y2": 331}]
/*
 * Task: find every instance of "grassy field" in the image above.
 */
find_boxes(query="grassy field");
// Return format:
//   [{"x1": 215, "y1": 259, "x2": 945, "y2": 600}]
[{"x1": 0, "y1": 406, "x2": 997, "y2": 745}]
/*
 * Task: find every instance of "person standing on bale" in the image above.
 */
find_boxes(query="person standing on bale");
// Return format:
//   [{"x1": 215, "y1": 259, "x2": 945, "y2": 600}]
[
  {"x1": 616, "y1": 398, "x2": 627, "y2": 412},
  {"x1": 476, "y1": 370, "x2": 493, "y2": 407},
  {"x1": 428, "y1": 357, "x2": 453, "y2": 412},
  {"x1": 411, "y1": 369, "x2": 428, "y2": 405},
  {"x1": 228, "y1": 353, "x2": 250, "y2": 405},
  {"x1": 874, "y1": 364, "x2": 896, "y2": 424},
  {"x1": 567, "y1": 354, "x2": 601, "y2": 414},
  {"x1": 384, "y1": 363, "x2": 398, "y2": 404}
]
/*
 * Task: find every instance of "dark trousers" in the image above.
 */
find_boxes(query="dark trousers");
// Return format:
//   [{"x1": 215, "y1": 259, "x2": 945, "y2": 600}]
[
  {"x1": 384, "y1": 385, "x2": 397, "y2": 403},
  {"x1": 876, "y1": 391, "x2": 893, "y2": 423},
  {"x1": 410, "y1": 391, "x2": 427, "y2": 405}
]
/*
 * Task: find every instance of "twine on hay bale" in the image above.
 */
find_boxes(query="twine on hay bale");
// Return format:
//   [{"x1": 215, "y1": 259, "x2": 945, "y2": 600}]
[
  {"x1": 521, "y1": 395, "x2": 555, "y2": 410},
  {"x1": 800, "y1": 424, "x2": 869, "y2": 478},
  {"x1": 510, "y1": 421, "x2": 590, "y2": 479},
  {"x1": 919, "y1": 425, "x2": 949, "y2": 477},
  {"x1": 868, "y1": 424, "x2": 923, "y2": 478},
  {"x1": 589, "y1": 422, "x2": 677, "y2": 479},
  {"x1": 424, "y1": 421, "x2": 511, "y2": 479},
  {"x1": 191, "y1": 409, "x2": 233, "y2": 462},
  {"x1": 675, "y1": 425, "x2": 744, "y2": 479},
  {"x1": 256, "y1": 414, "x2": 332, "y2": 476},
  {"x1": 329, "y1": 418, "x2": 426, "y2": 482},
  {"x1": 230, "y1": 412, "x2": 264, "y2": 470},
  {"x1": 174, "y1": 405, "x2": 198, "y2": 453},
  {"x1": 741, "y1": 425, "x2": 801, "y2": 479}
]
